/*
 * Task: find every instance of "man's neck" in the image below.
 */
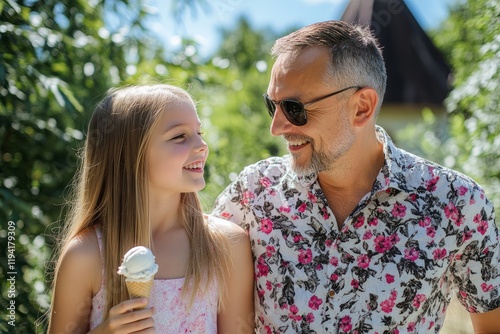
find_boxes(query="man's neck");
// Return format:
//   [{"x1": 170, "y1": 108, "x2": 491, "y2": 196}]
[{"x1": 318, "y1": 130, "x2": 385, "y2": 227}]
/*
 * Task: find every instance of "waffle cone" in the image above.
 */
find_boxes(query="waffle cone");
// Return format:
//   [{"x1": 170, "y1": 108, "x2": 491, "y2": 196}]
[{"x1": 125, "y1": 279, "x2": 153, "y2": 306}]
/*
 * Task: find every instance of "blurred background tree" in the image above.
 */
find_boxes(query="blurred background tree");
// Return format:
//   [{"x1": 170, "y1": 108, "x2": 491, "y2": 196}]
[
  {"x1": 395, "y1": 0, "x2": 500, "y2": 213},
  {"x1": 0, "y1": 0, "x2": 498, "y2": 331}
]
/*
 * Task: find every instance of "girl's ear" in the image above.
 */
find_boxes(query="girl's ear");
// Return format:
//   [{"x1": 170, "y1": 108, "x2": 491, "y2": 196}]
[{"x1": 349, "y1": 87, "x2": 379, "y2": 127}]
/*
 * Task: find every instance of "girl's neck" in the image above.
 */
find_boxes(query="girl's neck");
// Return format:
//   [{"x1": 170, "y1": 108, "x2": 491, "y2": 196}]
[{"x1": 148, "y1": 193, "x2": 183, "y2": 233}]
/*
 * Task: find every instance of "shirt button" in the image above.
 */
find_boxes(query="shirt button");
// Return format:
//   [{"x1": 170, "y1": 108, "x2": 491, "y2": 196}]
[{"x1": 328, "y1": 290, "x2": 335, "y2": 298}]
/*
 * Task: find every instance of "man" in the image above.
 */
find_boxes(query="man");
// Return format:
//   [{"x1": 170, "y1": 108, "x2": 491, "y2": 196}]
[{"x1": 212, "y1": 21, "x2": 500, "y2": 333}]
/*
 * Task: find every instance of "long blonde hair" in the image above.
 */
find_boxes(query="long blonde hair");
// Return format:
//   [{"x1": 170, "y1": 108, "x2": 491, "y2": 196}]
[{"x1": 50, "y1": 84, "x2": 231, "y2": 322}]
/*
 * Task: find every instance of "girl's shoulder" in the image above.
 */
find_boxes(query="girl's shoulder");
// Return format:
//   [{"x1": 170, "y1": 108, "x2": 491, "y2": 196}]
[
  {"x1": 205, "y1": 214, "x2": 246, "y2": 238},
  {"x1": 59, "y1": 227, "x2": 102, "y2": 294}
]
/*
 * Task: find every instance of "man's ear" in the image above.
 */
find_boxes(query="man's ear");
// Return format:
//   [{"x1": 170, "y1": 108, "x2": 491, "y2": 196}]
[{"x1": 350, "y1": 87, "x2": 379, "y2": 127}]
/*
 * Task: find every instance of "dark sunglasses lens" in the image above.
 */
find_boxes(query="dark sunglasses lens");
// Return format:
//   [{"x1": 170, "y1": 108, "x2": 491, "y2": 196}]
[
  {"x1": 282, "y1": 101, "x2": 307, "y2": 126},
  {"x1": 263, "y1": 95, "x2": 276, "y2": 117}
]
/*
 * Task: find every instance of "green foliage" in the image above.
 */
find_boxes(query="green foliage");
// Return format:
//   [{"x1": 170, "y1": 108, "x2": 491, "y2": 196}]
[
  {"x1": 0, "y1": 0, "x2": 167, "y2": 331},
  {"x1": 397, "y1": 0, "x2": 500, "y2": 213}
]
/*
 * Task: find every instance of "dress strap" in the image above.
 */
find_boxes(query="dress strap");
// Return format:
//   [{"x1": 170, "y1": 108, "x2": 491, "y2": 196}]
[{"x1": 94, "y1": 226, "x2": 105, "y2": 284}]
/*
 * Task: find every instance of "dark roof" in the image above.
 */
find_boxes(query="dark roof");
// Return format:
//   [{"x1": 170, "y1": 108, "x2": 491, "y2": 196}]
[{"x1": 341, "y1": 0, "x2": 451, "y2": 105}]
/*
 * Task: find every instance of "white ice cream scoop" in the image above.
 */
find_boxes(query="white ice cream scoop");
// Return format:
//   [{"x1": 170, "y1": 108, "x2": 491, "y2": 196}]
[{"x1": 117, "y1": 246, "x2": 158, "y2": 281}]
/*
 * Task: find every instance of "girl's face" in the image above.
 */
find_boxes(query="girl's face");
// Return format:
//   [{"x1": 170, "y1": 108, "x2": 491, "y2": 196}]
[{"x1": 147, "y1": 99, "x2": 208, "y2": 198}]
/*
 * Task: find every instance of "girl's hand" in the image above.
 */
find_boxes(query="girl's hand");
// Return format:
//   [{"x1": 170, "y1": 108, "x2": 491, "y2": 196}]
[{"x1": 93, "y1": 298, "x2": 154, "y2": 333}]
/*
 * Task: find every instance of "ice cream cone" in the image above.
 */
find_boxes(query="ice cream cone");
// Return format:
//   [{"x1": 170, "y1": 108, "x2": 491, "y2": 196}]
[
  {"x1": 126, "y1": 279, "x2": 154, "y2": 301},
  {"x1": 118, "y1": 246, "x2": 158, "y2": 308}
]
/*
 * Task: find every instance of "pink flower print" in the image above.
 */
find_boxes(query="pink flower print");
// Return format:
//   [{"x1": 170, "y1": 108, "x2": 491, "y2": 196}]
[
  {"x1": 257, "y1": 256, "x2": 269, "y2": 277},
  {"x1": 432, "y1": 248, "x2": 447, "y2": 260},
  {"x1": 257, "y1": 263, "x2": 269, "y2": 277},
  {"x1": 374, "y1": 235, "x2": 386, "y2": 253},
  {"x1": 260, "y1": 218, "x2": 273, "y2": 234},
  {"x1": 339, "y1": 316, "x2": 352, "y2": 332},
  {"x1": 380, "y1": 299, "x2": 395, "y2": 313},
  {"x1": 460, "y1": 290, "x2": 468, "y2": 298},
  {"x1": 298, "y1": 203, "x2": 307, "y2": 213},
  {"x1": 293, "y1": 234, "x2": 303, "y2": 243},
  {"x1": 308, "y1": 295, "x2": 323, "y2": 310},
  {"x1": 478, "y1": 221, "x2": 489, "y2": 235},
  {"x1": 391, "y1": 202, "x2": 407, "y2": 218},
  {"x1": 407, "y1": 322, "x2": 416, "y2": 331},
  {"x1": 279, "y1": 205, "x2": 291, "y2": 213},
  {"x1": 386, "y1": 273, "x2": 395, "y2": 284},
  {"x1": 289, "y1": 305, "x2": 300, "y2": 321},
  {"x1": 259, "y1": 177, "x2": 272, "y2": 188},
  {"x1": 481, "y1": 282, "x2": 494, "y2": 292},
  {"x1": 357, "y1": 254, "x2": 370, "y2": 268},
  {"x1": 298, "y1": 249, "x2": 313, "y2": 264},
  {"x1": 266, "y1": 245, "x2": 275, "y2": 257},
  {"x1": 409, "y1": 193, "x2": 417, "y2": 201},
  {"x1": 305, "y1": 313, "x2": 314, "y2": 323},
  {"x1": 374, "y1": 233, "x2": 399, "y2": 253},
  {"x1": 322, "y1": 207, "x2": 330, "y2": 219},
  {"x1": 389, "y1": 234, "x2": 400, "y2": 245},
  {"x1": 307, "y1": 192, "x2": 317, "y2": 203},
  {"x1": 325, "y1": 239, "x2": 333, "y2": 247},
  {"x1": 473, "y1": 213, "x2": 482, "y2": 224},
  {"x1": 330, "y1": 273, "x2": 339, "y2": 281},
  {"x1": 426, "y1": 176, "x2": 439, "y2": 191},
  {"x1": 220, "y1": 211, "x2": 231, "y2": 219},
  {"x1": 458, "y1": 186, "x2": 468, "y2": 195},
  {"x1": 426, "y1": 226, "x2": 436, "y2": 238},
  {"x1": 412, "y1": 294, "x2": 426, "y2": 308},
  {"x1": 330, "y1": 256, "x2": 339, "y2": 266},
  {"x1": 404, "y1": 248, "x2": 419, "y2": 262},
  {"x1": 368, "y1": 218, "x2": 378, "y2": 226},
  {"x1": 444, "y1": 202, "x2": 459, "y2": 221},
  {"x1": 354, "y1": 215, "x2": 365, "y2": 228},
  {"x1": 419, "y1": 216, "x2": 431, "y2": 227},
  {"x1": 266, "y1": 281, "x2": 272, "y2": 291},
  {"x1": 241, "y1": 190, "x2": 255, "y2": 205},
  {"x1": 389, "y1": 290, "x2": 398, "y2": 301},
  {"x1": 363, "y1": 230, "x2": 373, "y2": 240},
  {"x1": 351, "y1": 279, "x2": 360, "y2": 289}
]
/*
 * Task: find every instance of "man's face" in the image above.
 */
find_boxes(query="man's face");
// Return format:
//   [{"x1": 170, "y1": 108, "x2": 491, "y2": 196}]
[{"x1": 266, "y1": 47, "x2": 356, "y2": 175}]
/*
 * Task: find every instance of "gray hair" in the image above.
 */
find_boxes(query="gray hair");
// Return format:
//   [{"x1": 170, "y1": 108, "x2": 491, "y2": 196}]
[{"x1": 271, "y1": 20, "x2": 387, "y2": 115}]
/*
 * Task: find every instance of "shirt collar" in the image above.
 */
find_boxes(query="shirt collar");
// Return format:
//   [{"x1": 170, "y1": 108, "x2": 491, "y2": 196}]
[{"x1": 374, "y1": 125, "x2": 409, "y2": 193}]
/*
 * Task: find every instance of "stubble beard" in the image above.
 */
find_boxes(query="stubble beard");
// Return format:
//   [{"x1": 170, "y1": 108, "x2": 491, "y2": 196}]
[{"x1": 288, "y1": 113, "x2": 355, "y2": 176}]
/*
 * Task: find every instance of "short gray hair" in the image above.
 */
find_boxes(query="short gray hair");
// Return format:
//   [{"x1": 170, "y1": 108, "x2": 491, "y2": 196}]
[{"x1": 271, "y1": 20, "x2": 387, "y2": 115}]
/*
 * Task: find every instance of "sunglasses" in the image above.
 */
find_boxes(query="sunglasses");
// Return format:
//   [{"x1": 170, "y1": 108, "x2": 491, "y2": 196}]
[{"x1": 263, "y1": 86, "x2": 362, "y2": 126}]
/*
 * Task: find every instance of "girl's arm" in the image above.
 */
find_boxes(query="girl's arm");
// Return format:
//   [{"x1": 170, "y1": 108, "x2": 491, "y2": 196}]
[
  {"x1": 217, "y1": 223, "x2": 255, "y2": 333},
  {"x1": 48, "y1": 230, "x2": 155, "y2": 334}
]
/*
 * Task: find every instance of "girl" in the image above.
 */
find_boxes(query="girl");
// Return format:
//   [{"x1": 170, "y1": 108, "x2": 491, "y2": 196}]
[{"x1": 48, "y1": 84, "x2": 254, "y2": 333}]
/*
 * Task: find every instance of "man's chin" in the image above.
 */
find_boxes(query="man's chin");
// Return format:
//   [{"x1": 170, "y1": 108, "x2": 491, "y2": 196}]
[{"x1": 290, "y1": 159, "x2": 313, "y2": 176}]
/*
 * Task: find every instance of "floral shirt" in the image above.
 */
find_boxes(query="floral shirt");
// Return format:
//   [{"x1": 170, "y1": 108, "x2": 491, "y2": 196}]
[{"x1": 212, "y1": 127, "x2": 500, "y2": 334}]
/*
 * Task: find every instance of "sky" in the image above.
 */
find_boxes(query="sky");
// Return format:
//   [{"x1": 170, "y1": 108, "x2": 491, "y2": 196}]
[{"x1": 148, "y1": 0, "x2": 459, "y2": 59}]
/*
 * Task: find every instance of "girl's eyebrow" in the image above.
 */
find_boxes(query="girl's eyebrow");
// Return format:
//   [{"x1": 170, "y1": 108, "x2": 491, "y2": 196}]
[{"x1": 162, "y1": 121, "x2": 202, "y2": 134}]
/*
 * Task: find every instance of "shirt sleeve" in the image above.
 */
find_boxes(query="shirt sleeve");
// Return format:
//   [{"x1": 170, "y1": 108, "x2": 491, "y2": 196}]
[{"x1": 451, "y1": 185, "x2": 500, "y2": 313}]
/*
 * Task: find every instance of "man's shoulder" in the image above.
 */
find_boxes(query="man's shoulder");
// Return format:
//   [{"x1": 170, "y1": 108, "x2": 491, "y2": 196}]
[
  {"x1": 239, "y1": 155, "x2": 290, "y2": 176},
  {"x1": 395, "y1": 147, "x2": 486, "y2": 197}
]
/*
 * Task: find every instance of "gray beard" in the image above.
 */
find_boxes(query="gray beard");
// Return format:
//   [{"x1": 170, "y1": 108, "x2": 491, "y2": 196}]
[{"x1": 291, "y1": 146, "x2": 336, "y2": 176}]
